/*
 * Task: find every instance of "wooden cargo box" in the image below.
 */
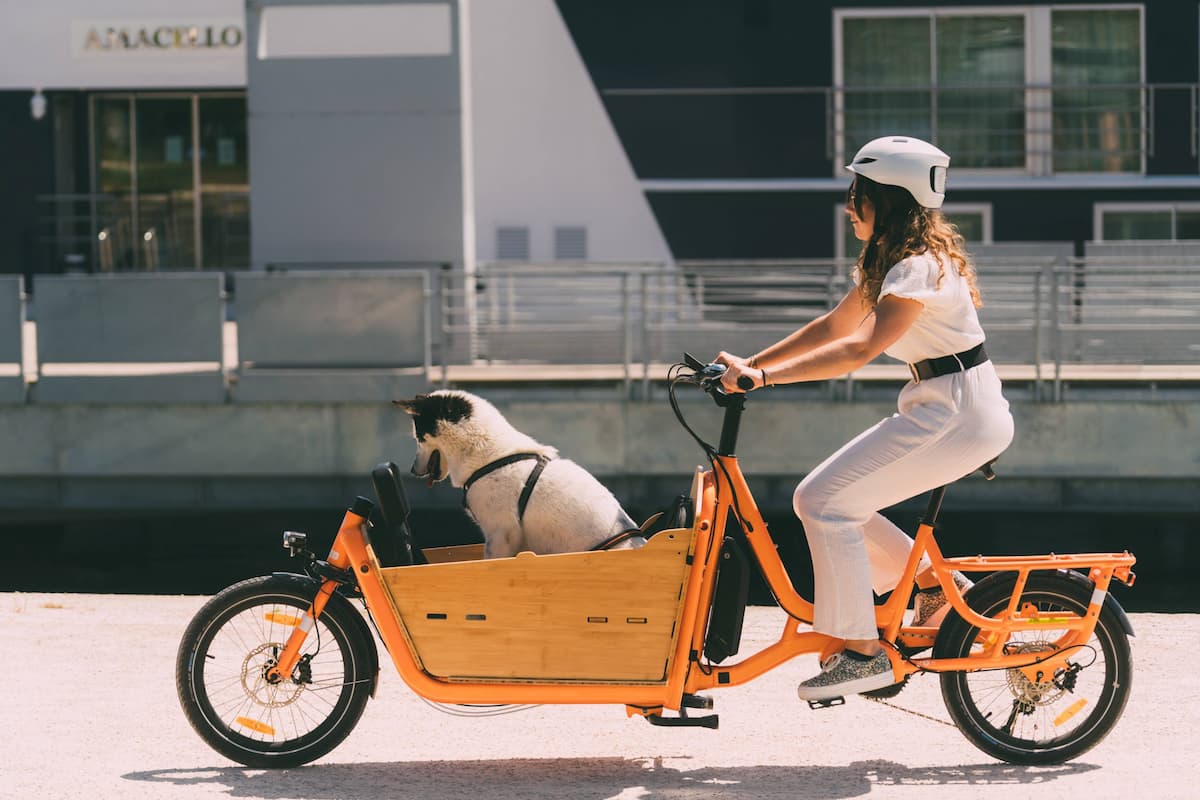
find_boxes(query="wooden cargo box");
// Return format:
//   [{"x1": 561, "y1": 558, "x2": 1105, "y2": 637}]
[{"x1": 381, "y1": 529, "x2": 695, "y2": 683}]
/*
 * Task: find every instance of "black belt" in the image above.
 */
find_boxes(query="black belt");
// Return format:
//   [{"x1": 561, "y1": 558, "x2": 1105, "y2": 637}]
[{"x1": 908, "y1": 343, "x2": 988, "y2": 383}]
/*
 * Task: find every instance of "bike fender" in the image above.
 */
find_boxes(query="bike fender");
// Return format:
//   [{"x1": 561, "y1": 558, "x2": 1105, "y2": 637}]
[
  {"x1": 270, "y1": 571, "x2": 382, "y2": 696},
  {"x1": 1103, "y1": 593, "x2": 1135, "y2": 637}
]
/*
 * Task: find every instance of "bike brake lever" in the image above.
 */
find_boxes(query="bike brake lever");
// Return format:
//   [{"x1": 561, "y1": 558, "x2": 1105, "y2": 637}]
[{"x1": 697, "y1": 362, "x2": 727, "y2": 388}]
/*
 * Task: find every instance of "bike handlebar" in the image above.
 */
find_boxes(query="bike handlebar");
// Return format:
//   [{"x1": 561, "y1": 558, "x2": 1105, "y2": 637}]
[
  {"x1": 673, "y1": 353, "x2": 748, "y2": 456},
  {"x1": 681, "y1": 352, "x2": 754, "y2": 396}
]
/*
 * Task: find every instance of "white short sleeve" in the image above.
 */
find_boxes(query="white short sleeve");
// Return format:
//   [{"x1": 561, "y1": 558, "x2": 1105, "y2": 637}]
[
  {"x1": 877, "y1": 254, "x2": 942, "y2": 304},
  {"x1": 872, "y1": 252, "x2": 986, "y2": 364}
]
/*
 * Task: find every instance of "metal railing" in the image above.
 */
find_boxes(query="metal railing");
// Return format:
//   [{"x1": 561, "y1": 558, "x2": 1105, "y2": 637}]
[
  {"x1": 603, "y1": 82, "x2": 1200, "y2": 175},
  {"x1": 443, "y1": 257, "x2": 1200, "y2": 400}
]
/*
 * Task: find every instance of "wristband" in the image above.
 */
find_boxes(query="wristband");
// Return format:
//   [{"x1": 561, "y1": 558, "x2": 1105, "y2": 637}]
[{"x1": 760, "y1": 368, "x2": 770, "y2": 387}]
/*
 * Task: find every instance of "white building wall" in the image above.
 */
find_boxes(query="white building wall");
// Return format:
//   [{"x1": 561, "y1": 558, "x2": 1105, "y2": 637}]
[
  {"x1": 468, "y1": 0, "x2": 672, "y2": 264},
  {"x1": 0, "y1": 0, "x2": 246, "y2": 89}
]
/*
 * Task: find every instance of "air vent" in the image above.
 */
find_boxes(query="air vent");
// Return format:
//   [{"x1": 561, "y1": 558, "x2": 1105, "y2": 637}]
[
  {"x1": 496, "y1": 226, "x2": 530, "y2": 260},
  {"x1": 553, "y1": 226, "x2": 587, "y2": 260}
]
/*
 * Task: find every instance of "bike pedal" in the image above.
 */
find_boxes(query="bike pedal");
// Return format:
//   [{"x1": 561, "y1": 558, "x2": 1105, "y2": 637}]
[
  {"x1": 681, "y1": 693, "x2": 715, "y2": 710},
  {"x1": 647, "y1": 713, "x2": 719, "y2": 729},
  {"x1": 806, "y1": 696, "x2": 845, "y2": 710}
]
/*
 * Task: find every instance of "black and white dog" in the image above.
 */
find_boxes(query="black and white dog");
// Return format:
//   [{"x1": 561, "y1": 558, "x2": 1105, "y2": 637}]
[{"x1": 394, "y1": 391, "x2": 642, "y2": 558}]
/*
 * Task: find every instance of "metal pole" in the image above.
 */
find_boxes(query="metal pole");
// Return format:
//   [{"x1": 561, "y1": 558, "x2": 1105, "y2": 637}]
[
  {"x1": 1033, "y1": 267, "x2": 1043, "y2": 401},
  {"x1": 640, "y1": 271, "x2": 650, "y2": 400},
  {"x1": 438, "y1": 268, "x2": 449, "y2": 388},
  {"x1": 1052, "y1": 266, "x2": 1062, "y2": 402},
  {"x1": 422, "y1": 276, "x2": 433, "y2": 387},
  {"x1": 622, "y1": 272, "x2": 631, "y2": 395}
]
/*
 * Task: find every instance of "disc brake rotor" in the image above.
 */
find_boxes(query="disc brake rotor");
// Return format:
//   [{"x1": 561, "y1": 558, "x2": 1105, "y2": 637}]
[
  {"x1": 241, "y1": 643, "x2": 305, "y2": 708},
  {"x1": 1004, "y1": 641, "x2": 1065, "y2": 709}
]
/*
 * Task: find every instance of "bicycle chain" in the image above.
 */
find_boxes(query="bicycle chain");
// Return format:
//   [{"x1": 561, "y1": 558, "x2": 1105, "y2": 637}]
[{"x1": 863, "y1": 695, "x2": 956, "y2": 728}]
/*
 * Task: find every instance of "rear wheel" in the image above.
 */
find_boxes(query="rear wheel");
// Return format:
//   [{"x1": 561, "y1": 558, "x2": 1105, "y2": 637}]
[
  {"x1": 934, "y1": 571, "x2": 1132, "y2": 765},
  {"x1": 176, "y1": 574, "x2": 375, "y2": 768}
]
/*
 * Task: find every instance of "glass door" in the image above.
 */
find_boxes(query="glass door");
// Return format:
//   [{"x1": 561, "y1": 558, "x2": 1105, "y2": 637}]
[
  {"x1": 136, "y1": 97, "x2": 196, "y2": 268},
  {"x1": 89, "y1": 92, "x2": 249, "y2": 270},
  {"x1": 199, "y1": 97, "x2": 250, "y2": 269},
  {"x1": 92, "y1": 97, "x2": 135, "y2": 270}
]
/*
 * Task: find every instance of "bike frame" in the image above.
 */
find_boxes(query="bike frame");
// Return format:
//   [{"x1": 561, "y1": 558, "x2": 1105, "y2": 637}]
[{"x1": 270, "y1": 388, "x2": 1136, "y2": 717}]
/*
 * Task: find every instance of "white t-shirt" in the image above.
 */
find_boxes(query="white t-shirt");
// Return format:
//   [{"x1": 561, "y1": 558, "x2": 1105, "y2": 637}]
[{"x1": 868, "y1": 252, "x2": 986, "y2": 364}]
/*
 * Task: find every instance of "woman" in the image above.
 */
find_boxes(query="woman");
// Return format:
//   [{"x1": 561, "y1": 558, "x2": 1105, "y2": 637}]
[{"x1": 717, "y1": 136, "x2": 1014, "y2": 700}]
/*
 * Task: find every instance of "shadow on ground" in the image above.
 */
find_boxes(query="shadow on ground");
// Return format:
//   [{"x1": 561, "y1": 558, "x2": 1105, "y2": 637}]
[{"x1": 125, "y1": 756, "x2": 1099, "y2": 800}]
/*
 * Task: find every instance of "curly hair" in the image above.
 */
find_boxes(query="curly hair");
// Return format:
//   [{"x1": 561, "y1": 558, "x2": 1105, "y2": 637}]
[{"x1": 850, "y1": 176, "x2": 981, "y2": 309}]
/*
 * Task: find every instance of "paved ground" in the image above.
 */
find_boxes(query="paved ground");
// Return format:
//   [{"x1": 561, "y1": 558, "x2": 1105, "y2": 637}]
[{"x1": 2, "y1": 592, "x2": 1198, "y2": 800}]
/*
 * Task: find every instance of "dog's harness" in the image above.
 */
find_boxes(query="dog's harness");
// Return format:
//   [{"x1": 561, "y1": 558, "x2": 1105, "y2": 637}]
[{"x1": 462, "y1": 452, "x2": 551, "y2": 523}]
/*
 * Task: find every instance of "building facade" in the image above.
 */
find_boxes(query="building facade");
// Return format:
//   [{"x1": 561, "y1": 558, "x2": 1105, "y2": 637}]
[
  {"x1": 2, "y1": 1, "x2": 1197, "y2": 275},
  {"x1": 0, "y1": 0, "x2": 671, "y2": 276},
  {"x1": 559, "y1": 0, "x2": 1200, "y2": 259}
]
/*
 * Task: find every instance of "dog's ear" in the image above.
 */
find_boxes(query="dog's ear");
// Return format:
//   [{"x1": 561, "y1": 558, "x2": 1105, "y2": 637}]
[
  {"x1": 392, "y1": 396, "x2": 426, "y2": 416},
  {"x1": 391, "y1": 394, "x2": 471, "y2": 421}
]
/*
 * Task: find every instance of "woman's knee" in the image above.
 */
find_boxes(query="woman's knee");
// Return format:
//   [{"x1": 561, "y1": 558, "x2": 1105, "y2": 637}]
[{"x1": 792, "y1": 479, "x2": 824, "y2": 520}]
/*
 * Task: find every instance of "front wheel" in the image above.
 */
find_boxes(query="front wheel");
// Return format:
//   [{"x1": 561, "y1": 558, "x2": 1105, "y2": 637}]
[
  {"x1": 176, "y1": 574, "x2": 376, "y2": 768},
  {"x1": 934, "y1": 570, "x2": 1132, "y2": 765}
]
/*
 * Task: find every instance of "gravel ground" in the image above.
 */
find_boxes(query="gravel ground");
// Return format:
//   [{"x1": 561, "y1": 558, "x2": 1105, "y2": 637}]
[{"x1": 2, "y1": 592, "x2": 1197, "y2": 800}]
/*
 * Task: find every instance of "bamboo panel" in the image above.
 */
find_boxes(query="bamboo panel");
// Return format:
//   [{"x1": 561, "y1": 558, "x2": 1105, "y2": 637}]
[
  {"x1": 422, "y1": 543, "x2": 486, "y2": 563},
  {"x1": 382, "y1": 529, "x2": 694, "y2": 682}
]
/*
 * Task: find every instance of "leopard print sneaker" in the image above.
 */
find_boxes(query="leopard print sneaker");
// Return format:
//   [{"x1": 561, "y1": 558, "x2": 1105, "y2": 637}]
[
  {"x1": 911, "y1": 571, "x2": 973, "y2": 627},
  {"x1": 796, "y1": 650, "x2": 895, "y2": 702}
]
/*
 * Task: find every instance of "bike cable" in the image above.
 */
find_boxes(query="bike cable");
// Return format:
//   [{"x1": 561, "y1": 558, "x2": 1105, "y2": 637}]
[
  {"x1": 354, "y1": 596, "x2": 542, "y2": 717},
  {"x1": 864, "y1": 641, "x2": 1098, "y2": 727},
  {"x1": 901, "y1": 642, "x2": 1097, "y2": 677},
  {"x1": 418, "y1": 698, "x2": 542, "y2": 717}
]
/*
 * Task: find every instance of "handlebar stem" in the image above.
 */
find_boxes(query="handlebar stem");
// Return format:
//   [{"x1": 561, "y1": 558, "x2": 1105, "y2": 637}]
[{"x1": 717, "y1": 392, "x2": 746, "y2": 456}]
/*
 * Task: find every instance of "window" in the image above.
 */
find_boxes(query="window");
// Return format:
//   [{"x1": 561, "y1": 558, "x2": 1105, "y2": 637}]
[
  {"x1": 1095, "y1": 204, "x2": 1200, "y2": 240},
  {"x1": 1052, "y1": 9, "x2": 1142, "y2": 173},
  {"x1": 835, "y1": 203, "x2": 991, "y2": 261},
  {"x1": 836, "y1": 6, "x2": 1144, "y2": 176}
]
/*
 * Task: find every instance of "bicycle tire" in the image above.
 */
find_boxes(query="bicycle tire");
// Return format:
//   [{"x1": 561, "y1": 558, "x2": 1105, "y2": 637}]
[
  {"x1": 934, "y1": 570, "x2": 1132, "y2": 765},
  {"x1": 176, "y1": 574, "x2": 375, "y2": 768}
]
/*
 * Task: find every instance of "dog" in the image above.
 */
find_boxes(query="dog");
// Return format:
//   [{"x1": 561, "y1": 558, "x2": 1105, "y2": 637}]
[{"x1": 394, "y1": 390, "x2": 642, "y2": 559}]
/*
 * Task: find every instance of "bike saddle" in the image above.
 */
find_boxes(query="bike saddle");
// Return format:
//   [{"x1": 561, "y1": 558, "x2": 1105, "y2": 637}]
[{"x1": 977, "y1": 458, "x2": 998, "y2": 481}]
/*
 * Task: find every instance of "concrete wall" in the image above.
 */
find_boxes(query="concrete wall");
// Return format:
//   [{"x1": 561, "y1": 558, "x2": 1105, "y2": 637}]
[
  {"x1": 246, "y1": 0, "x2": 463, "y2": 269},
  {"x1": 1, "y1": 397, "x2": 1196, "y2": 513}
]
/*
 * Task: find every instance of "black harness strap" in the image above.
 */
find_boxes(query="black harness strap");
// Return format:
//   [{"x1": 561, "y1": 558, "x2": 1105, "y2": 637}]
[
  {"x1": 462, "y1": 452, "x2": 551, "y2": 524},
  {"x1": 590, "y1": 528, "x2": 644, "y2": 551}
]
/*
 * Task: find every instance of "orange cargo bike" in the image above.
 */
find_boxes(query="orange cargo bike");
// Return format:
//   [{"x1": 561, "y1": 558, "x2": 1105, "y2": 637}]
[{"x1": 176, "y1": 356, "x2": 1138, "y2": 768}]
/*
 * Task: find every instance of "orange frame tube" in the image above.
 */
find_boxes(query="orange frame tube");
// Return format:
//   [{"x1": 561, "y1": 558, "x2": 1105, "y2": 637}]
[{"x1": 280, "y1": 454, "x2": 1136, "y2": 709}]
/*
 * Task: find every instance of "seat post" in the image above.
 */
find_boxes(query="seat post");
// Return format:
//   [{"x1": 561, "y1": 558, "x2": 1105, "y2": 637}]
[{"x1": 922, "y1": 485, "x2": 947, "y2": 526}]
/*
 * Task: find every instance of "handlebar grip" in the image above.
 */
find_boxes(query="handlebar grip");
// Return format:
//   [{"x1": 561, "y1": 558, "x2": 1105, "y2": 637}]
[{"x1": 736, "y1": 375, "x2": 754, "y2": 391}]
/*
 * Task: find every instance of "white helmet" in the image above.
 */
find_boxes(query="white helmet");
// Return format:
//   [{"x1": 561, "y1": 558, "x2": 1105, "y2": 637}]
[{"x1": 845, "y1": 136, "x2": 950, "y2": 209}]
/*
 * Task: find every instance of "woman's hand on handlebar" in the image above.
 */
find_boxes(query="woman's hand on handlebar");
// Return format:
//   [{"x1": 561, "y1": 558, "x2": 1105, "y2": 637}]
[
  {"x1": 720, "y1": 361, "x2": 764, "y2": 393},
  {"x1": 713, "y1": 352, "x2": 764, "y2": 393}
]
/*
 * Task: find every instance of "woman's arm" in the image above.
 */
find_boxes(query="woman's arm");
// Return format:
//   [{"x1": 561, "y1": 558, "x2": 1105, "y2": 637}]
[
  {"x1": 720, "y1": 294, "x2": 923, "y2": 391},
  {"x1": 715, "y1": 288, "x2": 870, "y2": 372}
]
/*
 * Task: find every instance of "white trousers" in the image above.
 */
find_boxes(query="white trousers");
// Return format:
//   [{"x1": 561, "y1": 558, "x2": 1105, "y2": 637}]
[{"x1": 793, "y1": 362, "x2": 1014, "y2": 640}]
